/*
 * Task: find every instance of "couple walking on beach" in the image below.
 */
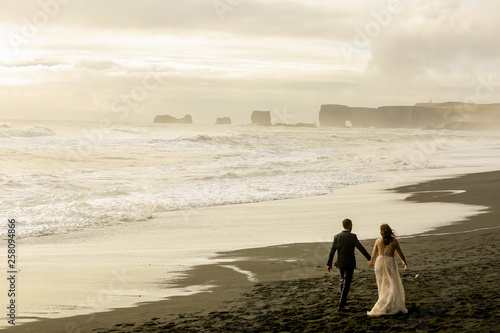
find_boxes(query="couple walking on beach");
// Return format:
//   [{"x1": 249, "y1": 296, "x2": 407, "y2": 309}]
[{"x1": 327, "y1": 218, "x2": 408, "y2": 315}]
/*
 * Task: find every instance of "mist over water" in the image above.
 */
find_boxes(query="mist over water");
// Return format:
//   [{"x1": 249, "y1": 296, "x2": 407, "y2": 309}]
[{"x1": 1, "y1": 120, "x2": 500, "y2": 238}]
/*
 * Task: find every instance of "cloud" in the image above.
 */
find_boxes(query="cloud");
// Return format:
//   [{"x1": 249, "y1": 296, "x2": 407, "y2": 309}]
[
  {"x1": 368, "y1": 0, "x2": 500, "y2": 75},
  {"x1": 74, "y1": 60, "x2": 122, "y2": 71},
  {"x1": 1, "y1": 0, "x2": 499, "y2": 122},
  {"x1": 2, "y1": 0, "x2": 391, "y2": 40}
]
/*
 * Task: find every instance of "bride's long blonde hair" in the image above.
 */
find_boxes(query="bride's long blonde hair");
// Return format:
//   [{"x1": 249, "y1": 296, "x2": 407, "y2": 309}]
[{"x1": 380, "y1": 224, "x2": 396, "y2": 245}]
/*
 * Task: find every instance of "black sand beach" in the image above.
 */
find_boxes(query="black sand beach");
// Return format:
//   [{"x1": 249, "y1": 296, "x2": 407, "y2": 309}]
[{"x1": 7, "y1": 171, "x2": 500, "y2": 332}]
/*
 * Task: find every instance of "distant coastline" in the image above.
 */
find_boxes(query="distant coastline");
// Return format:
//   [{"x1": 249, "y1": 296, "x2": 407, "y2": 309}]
[
  {"x1": 319, "y1": 101, "x2": 500, "y2": 129},
  {"x1": 153, "y1": 102, "x2": 500, "y2": 130}
]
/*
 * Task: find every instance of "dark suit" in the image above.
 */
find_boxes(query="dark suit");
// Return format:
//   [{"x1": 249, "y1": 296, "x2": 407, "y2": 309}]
[{"x1": 327, "y1": 230, "x2": 371, "y2": 307}]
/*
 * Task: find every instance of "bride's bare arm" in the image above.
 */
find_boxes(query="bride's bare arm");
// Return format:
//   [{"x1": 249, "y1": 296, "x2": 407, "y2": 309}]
[
  {"x1": 368, "y1": 239, "x2": 379, "y2": 267},
  {"x1": 395, "y1": 239, "x2": 408, "y2": 269}
]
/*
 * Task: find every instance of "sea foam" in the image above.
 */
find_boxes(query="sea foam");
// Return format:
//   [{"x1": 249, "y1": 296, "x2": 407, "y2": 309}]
[
  {"x1": 1, "y1": 121, "x2": 500, "y2": 238},
  {"x1": 0, "y1": 125, "x2": 55, "y2": 138}
]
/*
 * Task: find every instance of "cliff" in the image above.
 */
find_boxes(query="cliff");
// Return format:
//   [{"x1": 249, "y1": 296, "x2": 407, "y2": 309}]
[
  {"x1": 319, "y1": 102, "x2": 500, "y2": 129},
  {"x1": 215, "y1": 117, "x2": 231, "y2": 125},
  {"x1": 154, "y1": 114, "x2": 193, "y2": 124},
  {"x1": 251, "y1": 111, "x2": 272, "y2": 126}
]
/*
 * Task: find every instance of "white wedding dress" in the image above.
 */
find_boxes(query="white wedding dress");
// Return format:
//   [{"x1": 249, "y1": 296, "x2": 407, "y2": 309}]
[{"x1": 367, "y1": 239, "x2": 408, "y2": 316}]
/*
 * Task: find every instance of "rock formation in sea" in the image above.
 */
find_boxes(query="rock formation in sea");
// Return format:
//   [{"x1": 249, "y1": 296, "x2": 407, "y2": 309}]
[
  {"x1": 215, "y1": 117, "x2": 231, "y2": 125},
  {"x1": 251, "y1": 111, "x2": 272, "y2": 126},
  {"x1": 154, "y1": 114, "x2": 193, "y2": 124},
  {"x1": 319, "y1": 102, "x2": 500, "y2": 129}
]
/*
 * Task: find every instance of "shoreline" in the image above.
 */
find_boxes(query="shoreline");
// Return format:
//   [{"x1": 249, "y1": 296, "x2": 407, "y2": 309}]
[
  {"x1": 1, "y1": 167, "x2": 485, "y2": 329},
  {"x1": 4, "y1": 169, "x2": 500, "y2": 332}
]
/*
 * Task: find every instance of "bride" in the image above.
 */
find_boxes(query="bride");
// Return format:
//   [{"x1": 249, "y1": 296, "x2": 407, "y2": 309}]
[{"x1": 367, "y1": 224, "x2": 408, "y2": 316}]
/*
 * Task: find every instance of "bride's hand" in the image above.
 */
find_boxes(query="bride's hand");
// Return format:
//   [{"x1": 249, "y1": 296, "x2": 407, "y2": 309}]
[{"x1": 403, "y1": 263, "x2": 408, "y2": 270}]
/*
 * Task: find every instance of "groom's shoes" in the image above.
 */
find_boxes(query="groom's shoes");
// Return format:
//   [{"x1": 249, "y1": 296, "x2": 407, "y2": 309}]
[{"x1": 338, "y1": 306, "x2": 350, "y2": 312}]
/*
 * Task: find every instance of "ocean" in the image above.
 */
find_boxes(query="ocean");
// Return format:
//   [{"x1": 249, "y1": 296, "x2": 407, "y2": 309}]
[
  {"x1": 2, "y1": 119, "x2": 500, "y2": 239},
  {"x1": 2, "y1": 119, "x2": 500, "y2": 325}
]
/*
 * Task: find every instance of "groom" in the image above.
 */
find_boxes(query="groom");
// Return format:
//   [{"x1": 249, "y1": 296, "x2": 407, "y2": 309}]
[{"x1": 327, "y1": 218, "x2": 371, "y2": 311}]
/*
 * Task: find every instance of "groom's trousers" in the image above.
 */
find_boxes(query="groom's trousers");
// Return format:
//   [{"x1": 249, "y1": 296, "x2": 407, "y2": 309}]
[{"x1": 339, "y1": 267, "x2": 354, "y2": 307}]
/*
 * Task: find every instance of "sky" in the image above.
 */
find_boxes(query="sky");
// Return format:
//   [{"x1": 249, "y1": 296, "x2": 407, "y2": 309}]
[{"x1": 1, "y1": 0, "x2": 499, "y2": 124}]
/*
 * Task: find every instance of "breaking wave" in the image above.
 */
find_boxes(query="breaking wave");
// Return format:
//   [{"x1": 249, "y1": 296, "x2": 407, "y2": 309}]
[
  {"x1": 2, "y1": 121, "x2": 500, "y2": 238},
  {"x1": 0, "y1": 125, "x2": 55, "y2": 138}
]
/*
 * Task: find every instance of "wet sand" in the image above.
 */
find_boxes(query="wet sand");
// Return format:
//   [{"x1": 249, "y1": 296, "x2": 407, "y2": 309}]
[{"x1": 6, "y1": 171, "x2": 500, "y2": 332}]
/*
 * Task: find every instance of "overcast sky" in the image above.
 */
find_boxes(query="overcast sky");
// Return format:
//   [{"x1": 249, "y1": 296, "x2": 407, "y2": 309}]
[{"x1": 1, "y1": 0, "x2": 499, "y2": 124}]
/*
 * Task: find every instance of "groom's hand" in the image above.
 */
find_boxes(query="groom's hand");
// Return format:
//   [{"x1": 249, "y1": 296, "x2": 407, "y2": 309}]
[{"x1": 327, "y1": 266, "x2": 332, "y2": 272}]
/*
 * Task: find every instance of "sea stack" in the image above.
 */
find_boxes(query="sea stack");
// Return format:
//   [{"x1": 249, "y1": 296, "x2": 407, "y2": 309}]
[
  {"x1": 154, "y1": 114, "x2": 193, "y2": 124},
  {"x1": 251, "y1": 111, "x2": 272, "y2": 126},
  {"x1": 215, "y1": 117, "x2": 231, "y2": 125}
]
